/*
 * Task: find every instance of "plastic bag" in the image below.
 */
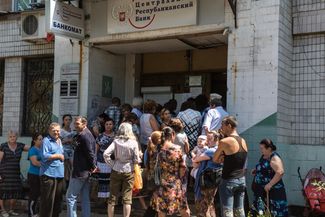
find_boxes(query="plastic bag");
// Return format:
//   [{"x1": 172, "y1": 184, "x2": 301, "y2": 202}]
[{"x1": 133, "y1": 164, "x2": 143, "y2": 190}]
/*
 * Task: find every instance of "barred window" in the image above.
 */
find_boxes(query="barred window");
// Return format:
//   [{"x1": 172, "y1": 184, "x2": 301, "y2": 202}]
[{"x1": 23, "y1": 58, "x2": 54, "y2": 136}]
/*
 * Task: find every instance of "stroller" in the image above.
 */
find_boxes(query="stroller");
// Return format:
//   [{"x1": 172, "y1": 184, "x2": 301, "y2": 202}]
[{"x1": 298, "y1": 167, "x2": 325, "y2": 217}]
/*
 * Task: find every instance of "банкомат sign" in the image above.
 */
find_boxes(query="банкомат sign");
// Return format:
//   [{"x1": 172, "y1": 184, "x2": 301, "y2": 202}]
[
  {"x1": 50, "y1": 1, "x2": 84, "y2": 39},
  {"x1": 107, "y1": 0, "x2": 197, "y2": 34}
]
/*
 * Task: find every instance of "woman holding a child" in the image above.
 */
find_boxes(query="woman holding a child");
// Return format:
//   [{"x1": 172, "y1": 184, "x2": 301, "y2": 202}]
[{"x1": 193, "y1": 131, "x2": 223, "y2": 217}]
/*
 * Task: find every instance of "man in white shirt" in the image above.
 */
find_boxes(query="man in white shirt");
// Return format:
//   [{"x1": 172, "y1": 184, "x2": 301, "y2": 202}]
[{"x1": 202, "y1": 93, "x2": 229, "y2": 135}]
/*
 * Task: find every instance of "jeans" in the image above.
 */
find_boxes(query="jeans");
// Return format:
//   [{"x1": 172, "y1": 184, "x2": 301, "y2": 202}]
[
  {"x1": 66, "y1": 177, "x2": 91, "y2": 217},
  {"x1": 219, "y1": 177, "x2": 246, "y2": 217}
]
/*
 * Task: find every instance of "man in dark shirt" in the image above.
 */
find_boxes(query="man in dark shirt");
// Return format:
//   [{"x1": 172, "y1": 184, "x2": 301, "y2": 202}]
[{"x1": 66, "y1": 116, "x2": 97, "y2": 217}]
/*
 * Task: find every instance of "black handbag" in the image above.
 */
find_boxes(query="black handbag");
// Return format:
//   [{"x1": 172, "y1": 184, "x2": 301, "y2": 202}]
[{"x1": 200, "y1": 167, "x2": 222, "y2": 188}]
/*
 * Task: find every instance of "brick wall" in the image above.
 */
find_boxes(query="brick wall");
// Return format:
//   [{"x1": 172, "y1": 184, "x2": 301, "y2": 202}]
[
  {"x1": 2, "y1": 58, "x2": 24, "y2": 135},
  {"x1": 0, "y1": 12, "x2": 54, "y2": 135},
  {"x1": 277, "y1": 0, "x2": 293, "y2": 145},
  {"x1": 292, "y1": 0, "x2": 325, "y2": 145},
  {"x1": 0, "y1": 14, "x2": 54, "y2": 58}
]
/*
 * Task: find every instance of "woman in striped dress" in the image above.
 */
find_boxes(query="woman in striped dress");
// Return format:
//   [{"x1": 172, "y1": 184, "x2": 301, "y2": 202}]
[
  {"x1": 96, "y1": 118, "x2": 115, "y2": 198},
  {"x1": 0, "y1": 130, "x2": 29, "y2": 217}
]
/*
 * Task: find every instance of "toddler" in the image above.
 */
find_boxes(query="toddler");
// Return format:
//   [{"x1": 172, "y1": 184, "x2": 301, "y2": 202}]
[{"x1": 190, "y1": 135, "x2": 208, "y2": 178}]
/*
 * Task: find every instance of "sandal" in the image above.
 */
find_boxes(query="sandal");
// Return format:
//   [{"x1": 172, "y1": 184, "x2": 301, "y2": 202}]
[
  {"x1": 0, "y1": 210, "x2": 9, "y2": 217},
  {"x1": 7, "y1": 210, "x2": 18, "y2": 216}
]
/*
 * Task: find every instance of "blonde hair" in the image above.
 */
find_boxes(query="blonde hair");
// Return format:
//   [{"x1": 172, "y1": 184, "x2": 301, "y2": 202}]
[
  {"x1": 148, "y1": 131, "x2": 162, "y2": 155},
  {"x1": 116, "y1": 122, "x2": 136, "y2": 141},
  {"x1": 8, "y1": 130, "x2": 18, "y2": 137}
]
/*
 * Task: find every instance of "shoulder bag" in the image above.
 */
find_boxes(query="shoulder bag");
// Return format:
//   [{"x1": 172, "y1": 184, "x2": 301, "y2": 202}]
[{"x1": 200, "y1": 167, "x2": 222, "y2": 189}]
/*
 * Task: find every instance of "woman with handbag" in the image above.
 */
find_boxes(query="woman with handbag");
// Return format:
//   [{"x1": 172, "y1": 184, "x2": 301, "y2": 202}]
[
  {"x1": 251, "y1": 139, "x2": 288, "y2": 217},
  {"x1": 150, "y1": 127, "x2": 190, "y2": 217},
  {"x1": 103, "y1": 123, "x2": 141, "y2": 217},
  {"x1": 193, "y1": 131, "x2": 223, "y2": 217}
]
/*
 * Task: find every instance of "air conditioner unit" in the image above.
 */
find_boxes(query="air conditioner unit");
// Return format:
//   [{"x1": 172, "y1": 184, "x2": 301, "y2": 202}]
[{"x1": 21, "y1": 11, "x2": 47, "y2": 41}]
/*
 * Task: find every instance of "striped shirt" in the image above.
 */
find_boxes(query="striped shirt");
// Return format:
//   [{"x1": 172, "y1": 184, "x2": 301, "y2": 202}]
[{"x1": 103, "y1": 138, "x2": 140, "y2": 173}]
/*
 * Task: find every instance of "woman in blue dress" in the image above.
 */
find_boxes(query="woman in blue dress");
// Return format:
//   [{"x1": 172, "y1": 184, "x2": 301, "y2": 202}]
[{"x1": 252, "y1": 139, "x2": 288, "y2": 217}]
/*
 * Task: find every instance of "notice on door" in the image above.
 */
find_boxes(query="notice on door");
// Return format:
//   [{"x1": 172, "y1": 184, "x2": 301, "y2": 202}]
[{"x1": 107, "y1": 0, "x2": 197, "y2": 34}]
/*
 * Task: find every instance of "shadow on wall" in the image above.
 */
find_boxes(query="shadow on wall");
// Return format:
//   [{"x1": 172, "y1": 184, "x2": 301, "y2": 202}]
[{"x1": 239, "y1": 113, "x2": 278, "y2": 203}]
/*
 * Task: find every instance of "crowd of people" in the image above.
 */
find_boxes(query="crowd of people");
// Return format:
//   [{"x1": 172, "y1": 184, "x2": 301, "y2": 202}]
[{"x1": 0, "y1": 93, "x2": 289, "y2": 217}]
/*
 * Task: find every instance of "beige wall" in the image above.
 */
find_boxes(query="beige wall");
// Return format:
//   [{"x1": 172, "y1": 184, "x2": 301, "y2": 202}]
[
  {"x1": 192, "y1": 46, "x2": 227, "y2": 71},
  {"x1": 143, "y1": 51, "x2": 188, "y2": 74},
  {"x1": 143, "y1": 46, "x2": 227, "y2": 74}
]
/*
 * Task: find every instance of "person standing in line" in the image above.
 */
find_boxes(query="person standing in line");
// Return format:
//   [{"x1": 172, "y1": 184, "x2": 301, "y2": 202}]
[
  {"x1": 251, "y1": 139, "x2": 288, "y2": 217},
  {"x1": 150, "y1": 127, "x2": 190, "y2": 217},
  {"x1": 193, "y1": 131, "x2": 223, "y2": 217},
  {"x1": 27, "y1": 133, "x2": 43, "y2": 217},
  {"x1": 39, "y1": 123, "x2": 65, "y2": 217},
  {"x1": 131, "y1": 96, "x2": 143, "y2": 119},
  {"x1": 213, "y1": 116, "x2": 248, "y2": 217},
  {"x1": 104, "y1": 97, "x2": 121, "y2": 132},
  {"x1": 0, "y1": 130, "x2": 29, "y2": 217},
  {"x1": 140, "y1": 100, "x2": 160, "y2": 152},
  {"x1": 177, "y1": 100, "x2": 201, "y2": 151},
  {"x1": 66, "y1": 116, "x2": 97, "y2": 217},
  {"x1": 104, "y1": 122, "x2": 141, "y2": 217},
  {"x1": 96, "y1": 118, "x2": 115, "y2": 199},
  {"x1": 202, "y1": 93, "x2": 228, "y2": 135},
  {"x1": 60, "y1": 114, "x2": 75, "y2": 189}
]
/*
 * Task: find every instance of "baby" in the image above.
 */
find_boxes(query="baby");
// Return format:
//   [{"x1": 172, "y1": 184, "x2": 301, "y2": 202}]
[{"x1": 190, "y1": 135, "x2": 208, "y2": 178}]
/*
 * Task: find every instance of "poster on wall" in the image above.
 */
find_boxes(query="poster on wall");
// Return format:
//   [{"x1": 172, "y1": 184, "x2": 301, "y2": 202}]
[
  {"x1": 107, "y1": 0, "x2": 197, "y2": 34},
  {"x1": 102, "y1": 76, "x2": 113, "y2": 98}
]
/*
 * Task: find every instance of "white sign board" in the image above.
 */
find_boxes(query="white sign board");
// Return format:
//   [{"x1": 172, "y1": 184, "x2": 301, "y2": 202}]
[
  {"x1": 50, "y1": 1, "x2": 84, "y2": 39},
  {"x1": 107, "y1": 0, "x2": 197, "y2": 34}
]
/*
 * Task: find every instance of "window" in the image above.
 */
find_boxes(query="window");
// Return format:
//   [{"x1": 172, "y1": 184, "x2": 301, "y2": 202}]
[
  {"x1": 23, "y1": 57, "x2": 54, "y2": 135},
  {"x1": 0, "y1": 60, "x2": 4, "y2": 135}
]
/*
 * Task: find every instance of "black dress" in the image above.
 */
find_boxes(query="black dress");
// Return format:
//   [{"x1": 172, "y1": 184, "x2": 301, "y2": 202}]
[{"x1": 0, "y1": 142, "x2": 25, "y2": 199}]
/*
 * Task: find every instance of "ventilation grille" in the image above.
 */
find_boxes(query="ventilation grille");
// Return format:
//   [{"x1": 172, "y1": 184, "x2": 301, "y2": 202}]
[{"x1": 60, "y1": 80, "x2": 78, "y2": 97}]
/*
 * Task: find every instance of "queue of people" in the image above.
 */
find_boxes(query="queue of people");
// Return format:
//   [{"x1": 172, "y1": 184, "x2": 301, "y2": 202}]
[{"x1": 0, "y1": 93, "x2": 289, "y2": 217}]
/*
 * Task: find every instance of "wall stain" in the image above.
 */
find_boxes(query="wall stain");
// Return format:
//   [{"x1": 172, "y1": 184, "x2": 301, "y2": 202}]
[{"x1": 231, "y1": 61, "x2": 237, "y2": 103}]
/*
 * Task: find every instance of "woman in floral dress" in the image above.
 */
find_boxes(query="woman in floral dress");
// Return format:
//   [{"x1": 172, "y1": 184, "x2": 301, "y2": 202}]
[
  {"x1": 150, "y1": 127, "x2": 190, "y2": 217},
  {"x1": 252, "y1": 139, "x2": 288, "y2": 217}
]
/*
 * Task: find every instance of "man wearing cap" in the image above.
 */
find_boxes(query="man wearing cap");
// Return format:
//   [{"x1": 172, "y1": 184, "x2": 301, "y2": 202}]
[{"x1": 202, "y1": 93, "x2": 228, "y2": 135}]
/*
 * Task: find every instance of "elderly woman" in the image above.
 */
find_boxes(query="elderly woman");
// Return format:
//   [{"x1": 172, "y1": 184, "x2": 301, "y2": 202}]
[
  {"x1": 0, "y1": 130, "x2": 29, "y2": 217},
  {"x1": 104, "y1": 122, "x2": 141, "y2": 217},
  {"x1": 193, "y1": 131, "x2": 223, "y2": 217},
  {"x1": 251, "y1": 139, "x2": 288, "y2": 217}
]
